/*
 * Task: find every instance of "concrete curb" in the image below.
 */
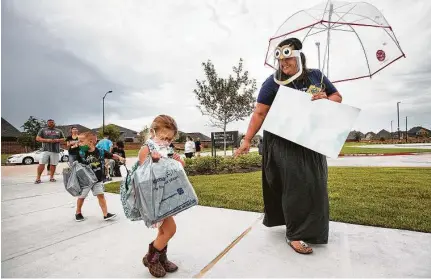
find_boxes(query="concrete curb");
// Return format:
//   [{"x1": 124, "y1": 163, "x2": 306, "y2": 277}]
[{"x1": 338, "y1": 152, "x2": 431, "y2": 157}]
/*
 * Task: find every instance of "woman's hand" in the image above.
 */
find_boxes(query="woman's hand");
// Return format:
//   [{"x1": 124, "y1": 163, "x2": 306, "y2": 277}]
[
  {"x1": 151, "y1": 151, "x2": 161, "y2": 162},
  {"x1": 234, "y1": 139, "x2": 251, "y2": 158},
  {"x1": 311, "y1": 91, "x2": 328, "y2": 101}
]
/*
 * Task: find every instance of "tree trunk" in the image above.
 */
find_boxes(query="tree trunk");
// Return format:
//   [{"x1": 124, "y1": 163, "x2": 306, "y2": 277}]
[{"x1": 223, "y1": 123, "x2": 227, "y2": 156}]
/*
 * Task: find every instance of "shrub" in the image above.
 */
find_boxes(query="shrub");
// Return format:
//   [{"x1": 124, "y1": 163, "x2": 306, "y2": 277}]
[{"x1": 184, "y1": 153, "x2": 262, "y2": 176}]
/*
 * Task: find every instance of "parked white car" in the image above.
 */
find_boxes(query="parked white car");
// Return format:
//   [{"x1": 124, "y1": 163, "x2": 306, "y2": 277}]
[{"x1": 6, "y1": 149, "x2": 69, "y2": 165}]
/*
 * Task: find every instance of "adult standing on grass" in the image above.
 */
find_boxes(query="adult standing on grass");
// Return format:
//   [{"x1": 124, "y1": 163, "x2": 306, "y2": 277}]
[
  {"x1": 235, "y1": 38, "x2": 342, "y2": 254},
  {"x1": 184, "y1": 136, "x2": 195, "y2": 158},
  {"x1": 35, "y1": 119, "x2": 65, "y2": 184},
  {"x1": 194, "y1": 137, "x2": 202, "y2": 157}
]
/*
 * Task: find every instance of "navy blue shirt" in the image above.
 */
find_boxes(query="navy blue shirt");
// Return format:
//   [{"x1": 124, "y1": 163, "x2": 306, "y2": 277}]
[{"x1": 257, "y1": 69, "x2": 338, "y2": 106}]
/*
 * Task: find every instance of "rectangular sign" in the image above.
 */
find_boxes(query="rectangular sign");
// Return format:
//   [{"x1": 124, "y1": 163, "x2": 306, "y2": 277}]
[
  {"x1": 211, "y1": 131, "x2": 239, "y2": 145},
  {"x1": 262, "y1": 86, "x2": 361, "y2": 158}
]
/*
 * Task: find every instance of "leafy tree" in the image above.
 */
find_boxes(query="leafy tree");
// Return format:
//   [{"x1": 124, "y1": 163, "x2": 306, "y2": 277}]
[
  {"x1": 138, "y1": 125, "x2": 150, "y2": 143},
  {"x1": 354, "y1": 132, "x2": 362, "y2": 142},
  {"x1": 177, "y1": 132, "x2": 187, "y2": 143},
  {"x1": 252, "y1": 134, "x2": 262, "y2": 146},
  {"x1": 193, "y1": 58, "x2": 257, "y2": 155},
  {"x1": 18, "y1": 116, "x2": 46, "y2": 150},
  {"x1": 97, "y1": 124, "x2": 121, "y2": 142}
]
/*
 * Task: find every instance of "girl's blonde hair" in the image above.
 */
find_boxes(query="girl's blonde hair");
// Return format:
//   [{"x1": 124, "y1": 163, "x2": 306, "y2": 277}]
[{"x1": 143, "y1": 115, "x2": 178, "y2": 140}]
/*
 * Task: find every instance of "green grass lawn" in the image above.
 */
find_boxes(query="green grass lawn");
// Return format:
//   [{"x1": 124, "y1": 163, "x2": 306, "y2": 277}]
[
  {"x1": 340, "y1": 146, "x2": 431, "y2": 154},
  {"x1": 105, "y1": 167, "x2": 431, "y2": 233},
  {"x1": 1, "y1": 154, "x2": 11, "y2": 164},
  {"x1": 125, "y1": 149, "x2": 140, "y2": 157},
  {"x1": 125, "y1": 144, "x2": 431, "y2": 158}
]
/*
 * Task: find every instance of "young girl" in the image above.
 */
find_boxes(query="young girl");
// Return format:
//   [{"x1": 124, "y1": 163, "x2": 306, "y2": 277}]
[{"x1": 139, "y1": 115, "x2": 185, "y2": 278}]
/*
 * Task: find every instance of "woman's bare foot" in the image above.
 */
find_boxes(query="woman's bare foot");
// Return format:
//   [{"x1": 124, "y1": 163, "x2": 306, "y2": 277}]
[{"x1": 287, "y1": 240, "x2": 313, "y2": 254}]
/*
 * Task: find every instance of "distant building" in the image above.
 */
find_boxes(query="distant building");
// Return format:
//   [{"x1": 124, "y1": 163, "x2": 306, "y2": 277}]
[
  {"x1": 1, "y1": 118, "x2": 21, "y2": 141},
  {"x1": 376, "y1": 129, "x2": 391, "y2": 140},
  {"x1": 56, "y1": 124, "x2": 92, "y2": 137},
  {"x1": 92, "y1": 124, "x2": 139, "y2": 143},
  {"x1": 364, "y1": 132, "x2": 376, "y2": 140},
  {"x1": 347, "y1": 130, "x2": 365, "y2": 141},
  {"x1": 408, "y1": 126, "x2": 431, "y2": 138}
]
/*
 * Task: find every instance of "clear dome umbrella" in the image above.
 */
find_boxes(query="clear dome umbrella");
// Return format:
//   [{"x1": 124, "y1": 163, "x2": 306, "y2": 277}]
[{"x1": 264, "y1": 0, "x2": 405, "y2": 84}]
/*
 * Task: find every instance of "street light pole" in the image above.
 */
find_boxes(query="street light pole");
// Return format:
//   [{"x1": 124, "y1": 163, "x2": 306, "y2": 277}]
[
  {"x1": 103, "y1": 90, "x2": 113, "y2": 135},
  {"x1": 405, "y1": 116, "x2": 408, "y2": 143},
  {"x1": 397, "y1": 102, "x2": 401, "y2": 140},
  {"x1": 390, "y1": 120, "x2": 393, "y2": 134}
]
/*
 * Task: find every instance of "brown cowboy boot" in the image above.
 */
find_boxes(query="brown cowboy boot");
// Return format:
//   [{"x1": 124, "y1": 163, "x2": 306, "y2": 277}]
[
  {"x1": 143, "y1": 243, "x2": 166, "y2": 278},
  {"x1": 159, "y1": 245, "x2": 178, "y2": 273}
]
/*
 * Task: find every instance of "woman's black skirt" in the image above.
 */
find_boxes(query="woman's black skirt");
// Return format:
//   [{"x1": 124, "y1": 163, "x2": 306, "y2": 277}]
[{"x1": 261, "y1": 130, "x2": 329, "y2": 244}]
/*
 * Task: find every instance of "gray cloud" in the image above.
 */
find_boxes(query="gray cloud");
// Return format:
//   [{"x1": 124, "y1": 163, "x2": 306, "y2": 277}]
[{"x1": 1, "y1": 1, "x2": 163, "y2": 129}]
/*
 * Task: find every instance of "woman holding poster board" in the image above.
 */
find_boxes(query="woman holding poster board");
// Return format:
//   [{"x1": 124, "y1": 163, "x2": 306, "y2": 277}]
[{"x1": 235, "y1": 38, "x2": 342, "y2": 254}]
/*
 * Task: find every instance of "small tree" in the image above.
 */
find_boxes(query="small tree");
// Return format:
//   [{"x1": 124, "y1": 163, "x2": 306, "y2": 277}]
[
  {"x1": 97, "y1": 124, "x2": 121, "y2": 142},
  {"x1": 252, "y1": 134, "x2": 262, "y2": 146},
  {"x1": 193, "y1": 58, "x2": 256, "y2": 155},
  {"x1": 18, "y1": 116, "x2": 46, "y2": 151},
  {"x1": 177, "y1": 132, "x2": 187, "y2": 143},
  {"x1": 138, "y1": 125, "x2": 150, "y2": 143},
  {"x1": 354, "y1": 132, "x2": 362, "y2": 142}
]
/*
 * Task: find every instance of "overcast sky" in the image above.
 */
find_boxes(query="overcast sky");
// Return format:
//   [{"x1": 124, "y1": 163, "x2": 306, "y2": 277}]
[{"x1": 2, "y1": 0, "x2": 431, "y2": 136}]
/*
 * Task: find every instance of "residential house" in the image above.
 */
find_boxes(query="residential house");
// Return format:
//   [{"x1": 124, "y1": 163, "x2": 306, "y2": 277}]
[
  {"x1": 364, "y1": 131, "x2": 376, "y2": 140},
  {"x1": 408, "y1": 126, "x2": 431, "y2": 138},
  {"x1": 1, "y1": 118, "x2": 26, "y2": 154},
  {"x1": 92, "y1": 124, "x2": 140, "y2": 143},
  {"x1": 179, "y1": 132, "x2": 211, "y2": 143},
  {"x1": 56, "y1": 124, "x2": 92, "y2": 137},
  {"x1": 376, "y1": 129, "x2": 391, "y2": 140},
  {"x1": 347, "y1": 130, "x2": 365, "y2": 141},
  {"x1": 1, "y1": 118, "x2": 21, "y2": 141}
]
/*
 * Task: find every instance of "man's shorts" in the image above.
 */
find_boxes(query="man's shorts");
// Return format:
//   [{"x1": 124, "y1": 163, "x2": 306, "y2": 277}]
[
  {"x1": 40, "y1": 151, "x2": 59, "y2": 166},
  {"x1": 79, "y1": 182, "x2": 105, "y2": 199}
]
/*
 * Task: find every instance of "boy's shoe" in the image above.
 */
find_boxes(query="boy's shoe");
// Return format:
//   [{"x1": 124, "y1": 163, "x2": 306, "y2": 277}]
[
  {"x1": 104, "y1": 213, "x2": 116, "y2": 221},
  {"x1": 75, "y1": 213, "x2": 85, "y2": 222}
]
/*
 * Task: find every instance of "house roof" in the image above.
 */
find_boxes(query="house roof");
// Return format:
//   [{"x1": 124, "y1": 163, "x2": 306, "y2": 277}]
[
  {"x1": 1, "y1": 118, "x2": 22, "y2": 138},
  {"x1": 408, "y1": 126, "x2": 431, "y2": 134},
  {"x1": 56, "y1": 124, "x2": 92, "y2": 136},
  {"x1": 376, "y1": 129, "x2": 390, "y2": 135},
  {"x1": 365, "y1": 131, "x2": 376, "y2": 136},
  {"x1": 179, "y1": 131, "x2": 211, "y2": 141},
  {"x1": 92, "y1": 124, "x2": 139, "y2": 138},
  {"x1": 347, "y1": 130, "x2": 365, "y2": 139}
]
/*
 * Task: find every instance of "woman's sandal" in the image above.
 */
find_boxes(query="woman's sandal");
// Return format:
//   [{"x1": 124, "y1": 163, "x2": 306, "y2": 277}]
[
  {"x1": 35, "y1": 179, "x2": 42, "y2": 184},
  {"x1": 287, "y1": 239, "x2": 313, "y2": 254},
  {"x1": 50, "y1": 178, "x2": 56, "y2": 182}
]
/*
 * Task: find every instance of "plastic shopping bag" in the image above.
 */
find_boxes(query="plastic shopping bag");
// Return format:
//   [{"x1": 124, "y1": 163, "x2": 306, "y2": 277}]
[
  {"x1": 151, "y1": 158, "x2": 198, "y2": 224},
  {"x1": 64, "y1": 162, "x2": 82, "y2": 197},
  {"x1": 120, "y1": 157, "x2": 198, "y2": 227},
  {"x1": 75, "y1": 162, "x2": 98, "y2": 187},
  {"x1": 120, "y1": 161, "x2": 145, "y2": 221}
]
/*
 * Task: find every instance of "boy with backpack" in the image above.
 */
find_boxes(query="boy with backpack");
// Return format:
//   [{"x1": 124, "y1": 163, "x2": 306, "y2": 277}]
[{"x1": 75, "y1": 131, "x2": 125, "y2": 222}]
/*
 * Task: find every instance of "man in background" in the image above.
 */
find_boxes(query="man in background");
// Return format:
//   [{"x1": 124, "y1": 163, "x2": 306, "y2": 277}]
[{"x1": 35, "y1": 119, "x2": 65, "y2": 183}]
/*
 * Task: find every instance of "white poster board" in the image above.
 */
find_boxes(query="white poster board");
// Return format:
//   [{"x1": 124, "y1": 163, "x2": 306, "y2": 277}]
[{"x1": 262, "y1": 86, "x2": 361, "y2": 158}]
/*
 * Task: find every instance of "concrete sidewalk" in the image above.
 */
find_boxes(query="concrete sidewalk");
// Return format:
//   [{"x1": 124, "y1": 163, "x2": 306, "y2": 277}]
[{"x1": 2, "y1": 174, "x2": 431, "y2": 277}]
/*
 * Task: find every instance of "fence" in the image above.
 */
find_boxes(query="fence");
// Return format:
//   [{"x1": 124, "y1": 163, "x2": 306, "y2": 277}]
[{"x1": 1, "y1": 141, "x2": 30, "y2": 154}]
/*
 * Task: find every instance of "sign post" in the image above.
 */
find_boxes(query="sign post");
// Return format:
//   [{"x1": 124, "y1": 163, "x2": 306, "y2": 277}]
[{"x1": 211, "y1": 131, "x2": 239, "y2": 157}]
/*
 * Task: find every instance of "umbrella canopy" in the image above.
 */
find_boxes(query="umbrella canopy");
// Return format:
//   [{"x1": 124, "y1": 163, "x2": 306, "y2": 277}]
[{"x1": 265, "y1": 1, "x2": 405, "y2": 83}]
